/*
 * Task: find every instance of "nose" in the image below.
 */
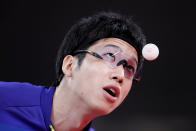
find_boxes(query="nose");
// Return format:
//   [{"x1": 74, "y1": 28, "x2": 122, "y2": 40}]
[{"x1": 110, "y1": 65, "x2": 124, "y2": 85}]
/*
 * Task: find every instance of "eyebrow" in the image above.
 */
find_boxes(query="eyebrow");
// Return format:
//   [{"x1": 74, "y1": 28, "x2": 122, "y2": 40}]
[
  {"x1": 103, "y1": 44, "x2": 121, "y2": 50},
  {"x1": 129, "y1": 57, "x2": 138, "y2": 66}
]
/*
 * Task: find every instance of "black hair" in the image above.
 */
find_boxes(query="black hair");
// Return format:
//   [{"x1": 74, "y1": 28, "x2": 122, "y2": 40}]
[{"x1": 54, "y1": 11, "x2": 146, "y2": 86}]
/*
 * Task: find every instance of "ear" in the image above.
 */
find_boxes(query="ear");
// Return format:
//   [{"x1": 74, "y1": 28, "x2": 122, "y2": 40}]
[{"x1": 62, "y1": 55, "x2": 74, "y2": 77}]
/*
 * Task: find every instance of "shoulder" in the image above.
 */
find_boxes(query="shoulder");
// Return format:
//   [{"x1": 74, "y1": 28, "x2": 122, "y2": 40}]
[{"x1": 0, "y1": 81, "x2": 46, "y2": 107}]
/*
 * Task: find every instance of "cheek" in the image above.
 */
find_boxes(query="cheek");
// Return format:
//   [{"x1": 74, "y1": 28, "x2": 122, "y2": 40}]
[
  {"x1": 120, "y1": 81, "x2": 133, "y2": 101},
  {"x1": 81, "y1": 59, "x2": 110, "y2": 81},
  {"x1": 75, "y1": 60, "x2": 108, "y2": 90}
]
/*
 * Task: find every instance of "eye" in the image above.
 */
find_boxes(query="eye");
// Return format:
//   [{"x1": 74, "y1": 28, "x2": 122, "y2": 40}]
[
  {"x1": 103, "y1": 53, "x2": 115, "y2": 62},
  {"x1": 126, "y1": 65, "x2": 135, "y2": 74},
  {"x1": 123, "y1": 65, "x2": 135, "y2": 79}
]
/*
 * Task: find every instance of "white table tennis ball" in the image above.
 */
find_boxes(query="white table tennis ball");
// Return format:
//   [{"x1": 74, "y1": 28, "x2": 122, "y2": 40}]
[{"x1": 142, "y1": 43, "x2": 159, "y2": 61}]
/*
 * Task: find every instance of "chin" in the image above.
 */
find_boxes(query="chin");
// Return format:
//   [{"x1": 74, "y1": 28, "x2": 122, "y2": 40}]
[
  {"x1": 102, "y1": 109, "x2": 114, "y2": 116},
  {"x1": 91, "y1": 103, "x2": 117, "y2": 117},
  {"x1": 87, "y1": 95, "x2": 119, "y2": 117}
]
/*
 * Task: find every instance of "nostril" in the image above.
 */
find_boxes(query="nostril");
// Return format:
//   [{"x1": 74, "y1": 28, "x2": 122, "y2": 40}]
[
  {"x1": 119, "y1": 80, "x2": 122, "y2": 84},
  {"x1": 112, "y1": 76, "x2": 118, "y2": 80},
  {"x1": 112, "y1": 76, "x2": 123, "y2": 84}
]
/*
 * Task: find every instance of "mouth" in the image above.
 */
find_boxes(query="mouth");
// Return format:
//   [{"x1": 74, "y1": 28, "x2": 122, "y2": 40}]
[{"x1": 103, "y1": 85, "x2": 120, "y2": 98}]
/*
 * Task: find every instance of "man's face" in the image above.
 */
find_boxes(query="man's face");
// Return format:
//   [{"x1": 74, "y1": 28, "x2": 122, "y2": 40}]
[{"x1": 71, "y1": 38, "x2": 138, "y2": 115}]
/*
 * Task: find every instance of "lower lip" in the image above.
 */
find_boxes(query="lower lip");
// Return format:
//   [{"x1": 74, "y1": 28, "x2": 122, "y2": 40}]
[{"x1": 103, "y1": 90, "x2": 117, "y2": 103}]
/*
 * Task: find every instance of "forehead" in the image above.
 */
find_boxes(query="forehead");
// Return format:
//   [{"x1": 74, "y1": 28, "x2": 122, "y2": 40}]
[{"x1": 88, "y1": 38, "x2": 138, "y2": 61}]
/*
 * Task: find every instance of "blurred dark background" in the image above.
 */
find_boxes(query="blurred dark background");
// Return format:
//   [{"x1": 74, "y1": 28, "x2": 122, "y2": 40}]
[{"x1": 1, "y1": 0, "x2": 195, "y2": 130}]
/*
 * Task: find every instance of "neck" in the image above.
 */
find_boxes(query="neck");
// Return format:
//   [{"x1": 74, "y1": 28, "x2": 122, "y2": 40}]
[{"x1": 51, "y1": 78, "x2": 96, "y2": 131}]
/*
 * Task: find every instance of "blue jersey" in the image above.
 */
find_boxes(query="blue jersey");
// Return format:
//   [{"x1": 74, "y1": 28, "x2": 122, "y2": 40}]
[{"x1": 0, "y1": 81, "x2": 94, "y2": 131}]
